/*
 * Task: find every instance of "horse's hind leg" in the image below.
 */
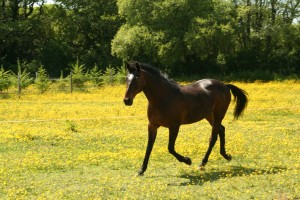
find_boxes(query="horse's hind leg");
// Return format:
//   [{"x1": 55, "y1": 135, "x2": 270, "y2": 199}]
[
  {"x1": 200, "y1": 125, "x2": 218, "y2": 168},
  {"x1": 200, "y1": 124, "x2": 232, "y2": 169},
  {"x1": 219, "y1": 125, "x2": 232, "y2": 161}
]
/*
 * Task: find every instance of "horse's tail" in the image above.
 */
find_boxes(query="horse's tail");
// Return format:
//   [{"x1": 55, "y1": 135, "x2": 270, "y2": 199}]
[{"x1": 226, "y1": 84, "x2": 248, "y2": 120}]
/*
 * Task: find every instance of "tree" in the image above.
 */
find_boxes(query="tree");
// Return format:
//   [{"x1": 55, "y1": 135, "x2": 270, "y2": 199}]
[
  {"x1": 112, "y1": 0, "x2": 230, "y2": 73},
  {"x1": 70, "y1": 59, "x2": 87, "y2": 89},
  {"x1": 228, "y1": 0, "x2": 300, "y2": 72},
  {"x1": 0, "y1": 0, "x2": 46, "y2": 70},
  {"x1": 51, "y1": 0, "x2": 124, "y2": 71},
  {"x1": 35, "y1": 66, "x2": 51, "y2": 93}
]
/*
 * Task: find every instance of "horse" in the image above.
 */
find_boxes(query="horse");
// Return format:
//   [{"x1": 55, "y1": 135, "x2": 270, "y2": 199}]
[{"x1": 123, "y1": 61, "x2": 248, "y2": 175}]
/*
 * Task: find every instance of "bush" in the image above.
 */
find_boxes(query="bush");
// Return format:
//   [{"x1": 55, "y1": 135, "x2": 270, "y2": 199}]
[
  {"x1": 115, "y1": 65, "x2": 127, "y2": 84},
  {"x1": 56, "y1": 71, "x2": 68, "y2": 91},
  {"x1": 35, "y1": 66, "x2": 51, "y2": 93},
  {"x1": 70, "y1": 59, "x2": 87, "y2": 89},
  {"x1": 89, "y1": 64, "x2": 103, "y2": 87},
  {"x1": 10, "y1": 60, "x2": 33, "y2": 92},
  {"x1": 0, "y1": 66, "x2": 11, "y2": 92},
  {"x1": 102, "y1": 66, "x2": 116, "y2": 86}
]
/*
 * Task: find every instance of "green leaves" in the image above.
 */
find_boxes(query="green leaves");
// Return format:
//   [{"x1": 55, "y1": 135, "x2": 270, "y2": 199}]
[
  {"x1": 70, "y1": 59, "x2": 87, "y2": 89},
  {"x1": 1, "y1": 0, "x2": 300, "y2": 77},
  {"x1": 10, "y1": 60, "x2": 33, "y2": 91},
  {"x1": 0, "y1": 66, "x2": 11, "y2": 92},
  {"x1": 112, "y1": 25, "x2": 155, "y2": 61},
  {"x1": 35, "y1": 67, "x2": 51, "y2": 94}
]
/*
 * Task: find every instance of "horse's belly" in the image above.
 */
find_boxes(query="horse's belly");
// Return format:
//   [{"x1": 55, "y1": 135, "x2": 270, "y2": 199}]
[{"x1": 181, "y1": 109, "x2": 206, "y2": 124}]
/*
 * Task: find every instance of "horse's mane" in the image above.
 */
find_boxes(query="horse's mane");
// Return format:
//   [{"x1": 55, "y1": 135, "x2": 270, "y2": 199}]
[{"x1": 136, "y1": 62, "x2": 179, "y2": 89}]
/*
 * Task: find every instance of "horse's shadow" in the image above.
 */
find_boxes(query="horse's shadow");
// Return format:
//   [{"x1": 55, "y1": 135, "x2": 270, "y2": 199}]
[{"x1": 177, "y1": 165, "x2": 286, "y2": 186}]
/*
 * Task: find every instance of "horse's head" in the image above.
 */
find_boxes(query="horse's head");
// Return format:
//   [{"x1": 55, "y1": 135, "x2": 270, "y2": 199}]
[{"x1": 123, "y1": 62, "x2": 145, "y2": 106}]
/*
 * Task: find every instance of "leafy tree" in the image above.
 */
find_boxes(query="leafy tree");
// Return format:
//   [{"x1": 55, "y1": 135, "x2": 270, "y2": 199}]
[
  {"x1": 0, "y1": 1, "x2": 47, "y2": 70},
  {"x1": 52, "y1": 0, "x2": 124, "y2": 71},
  {"x1": 1, "y1": 0, "x2": 299, "y2": 77},
  {"x1": 112, "y1": 0, "x2": 217, "y2": 73},
  {"x1": 113, "y1": 0, "x2": 300, "y2": 75}
]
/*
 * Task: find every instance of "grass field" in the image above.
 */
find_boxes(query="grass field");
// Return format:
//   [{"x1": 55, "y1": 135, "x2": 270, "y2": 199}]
[{"x1": 0, "y1": 81, "x2": 299, "y2": 199}]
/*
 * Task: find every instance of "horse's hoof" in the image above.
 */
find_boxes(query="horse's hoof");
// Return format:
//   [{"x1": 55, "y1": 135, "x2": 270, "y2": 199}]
[
  {"x1": 137, "y1": 170, "x2": 145, "y2": 176},
  {"x1": 199, "y1": 166, "x2": 205, "y2": 171},
  {"x1": 226, "y1": 154, "x2": 232, "y2": 161},
  {"x1": 185, "y1": 157, "x2": 192, "y2": 165},
  {"x1": 137, "y1": 173, "x2": 144, "y2": 177},
  {"x1": 137, "y1": 172, "x2": 144, "y2": 176}
]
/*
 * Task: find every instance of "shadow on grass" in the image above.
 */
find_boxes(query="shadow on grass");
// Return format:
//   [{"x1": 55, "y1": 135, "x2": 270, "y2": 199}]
[{"x1": 177, "y1": 166, "x2": 287, "y2": 186}]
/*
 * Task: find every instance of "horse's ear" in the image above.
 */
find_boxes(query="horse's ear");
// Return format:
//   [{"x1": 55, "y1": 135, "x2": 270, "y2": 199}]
[
  {"x1": 126, "y1": 62, "x2": 134, "y2": 73},
  {"x1": 135, "y1": 63, "x2": 141, "y2": 72}
]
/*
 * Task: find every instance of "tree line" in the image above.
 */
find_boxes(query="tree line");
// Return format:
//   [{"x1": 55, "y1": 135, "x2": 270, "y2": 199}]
[{"x1": 1, "y1": 0, "x2": 299, "y2": 77}]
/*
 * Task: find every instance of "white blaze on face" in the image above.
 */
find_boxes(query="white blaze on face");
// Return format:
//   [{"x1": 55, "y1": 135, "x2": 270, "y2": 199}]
[{"x1": 128, "y1": 74, "x2": 134, "y2": 82}]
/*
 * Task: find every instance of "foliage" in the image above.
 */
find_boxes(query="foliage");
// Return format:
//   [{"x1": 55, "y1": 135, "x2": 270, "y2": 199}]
[
  {"x1": 0, "y1": 66, "x2": 11, "y2": 92},
  {"x1": 10, "y1": 60, "x2": 33, "y2": 91},
  {"x1": 35, "y1": 66, "x2": 51, "y2": 93},
  {"x1": 1, "y1": 0, "x2": 300, "y2": 76},
  {"x1": 56, "y1": 71, "x2": 68, "y2": 91},
  {"x1": 43, "y1": 0, "x2": 123, "y2": 75},
  {"x1": 0, "y1": 82, "x2": 299, "y2": 198},
  {"x1": 102, "y1": 66, "x2": 116, "y2": 85},
  {"x1": 115, "y1": 65, "x2": 127, "y2": 84},
  {"x1": 89, "y1": 65, "x2": 103, "y2": 87},
  {"x1": 65, "y1": 120, "x2": 78, "y2": 132},
  {"x1": 112, "y1": 0, "x2": 300, "y2": 74},
  {"x1": 0, "y1": 0, "x2": 46, "y2": 71},
  {"x1": 70, "y1": 59, "x2": 87, "y2": 89}
]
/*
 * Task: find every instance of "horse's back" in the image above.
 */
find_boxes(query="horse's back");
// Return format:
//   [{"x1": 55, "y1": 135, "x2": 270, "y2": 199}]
[
  {"x1": 179, "y1": 79, "x2": 231, "y2": 123},
  {"x1": 181, "y1": 79, "x2": 229, "y2": 96},
  {"x1": 194, "y1": 79, "x2": 231, "y2": 106}
]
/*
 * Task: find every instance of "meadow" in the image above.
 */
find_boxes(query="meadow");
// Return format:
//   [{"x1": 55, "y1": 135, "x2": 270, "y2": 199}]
[{"x1": 0, "y1": 81, "x2": 299, "y2": 199}]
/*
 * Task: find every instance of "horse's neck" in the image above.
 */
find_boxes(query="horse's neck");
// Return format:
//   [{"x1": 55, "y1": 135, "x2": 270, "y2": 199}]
[{"x1": 142, "y1": 73, "x2": 176, "y2": 106}]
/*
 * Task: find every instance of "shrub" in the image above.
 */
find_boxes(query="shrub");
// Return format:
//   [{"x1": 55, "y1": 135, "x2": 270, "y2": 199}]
[
  {"x1": 102, "y1": 66, "x2": 116, "y2": 86},
  {"x1": 10, "y1": 60, "x2": 33, "y2": 92},
  {"x1": 89, "y1": 64, "x2": 103, "y2": 87},
  {"x1": 65, "y1": 120, "x2": 78, "y2": 132},
  {"x1": 35, "y1": 66, "x2": 51, "y2": 93},
  {"x1": 56, "y1": 71, "x2": 68, "y2": 91},
  {"x1": 0, "y1": 66, "x2": 11, "y2": 92},
  {"x1": 70, "y1": 59, "x2": 87, "y2": 89},
  {"x1": 115, "y1": 65, "x2": 127, "y2": 84}
]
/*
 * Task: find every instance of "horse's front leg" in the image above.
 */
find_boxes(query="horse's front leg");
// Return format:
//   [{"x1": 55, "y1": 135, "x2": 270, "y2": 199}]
[
  {"x1": 138, "y1": 123, "x2": 158, "y2": 176},
  {"x1": 168, "y1": 126, "x2": 192, "y2": 165}
]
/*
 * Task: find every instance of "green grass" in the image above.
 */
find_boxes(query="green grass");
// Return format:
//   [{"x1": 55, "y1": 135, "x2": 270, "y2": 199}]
[{"x1": 0, "y1": 82, "x2": 299, "y2": 199}]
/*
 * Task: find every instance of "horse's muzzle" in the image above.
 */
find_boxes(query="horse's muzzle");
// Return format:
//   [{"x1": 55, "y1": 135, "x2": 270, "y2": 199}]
[{"x1": 123, "y1": 98, "x2": 133, "y2": 106}]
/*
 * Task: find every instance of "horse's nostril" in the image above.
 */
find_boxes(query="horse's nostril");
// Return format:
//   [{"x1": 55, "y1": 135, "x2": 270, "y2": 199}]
[{"x1": 123, "y1": 98, "x2": 133, "y2": 106}]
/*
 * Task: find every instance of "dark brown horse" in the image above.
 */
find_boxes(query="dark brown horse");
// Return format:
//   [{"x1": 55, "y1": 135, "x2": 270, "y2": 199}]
[{"x1": 123, "y1": 62, "x2": 248, "y2": 175}]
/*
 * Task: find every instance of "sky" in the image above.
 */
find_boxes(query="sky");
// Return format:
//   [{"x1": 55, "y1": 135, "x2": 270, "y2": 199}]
[{"x1": 45, "y1": 0, "x2": 55, "y2": 4}]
